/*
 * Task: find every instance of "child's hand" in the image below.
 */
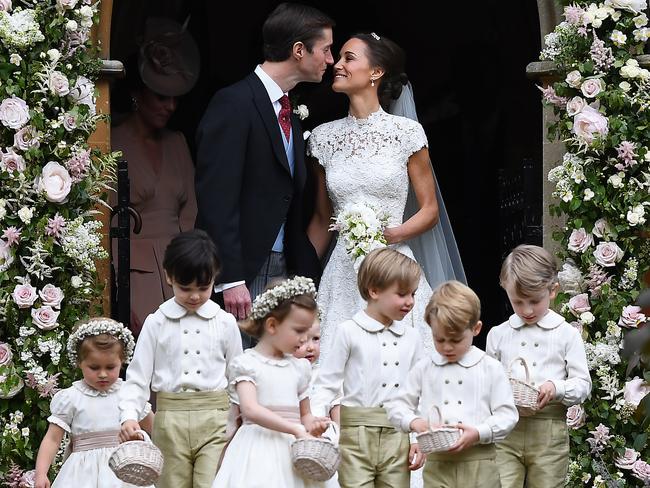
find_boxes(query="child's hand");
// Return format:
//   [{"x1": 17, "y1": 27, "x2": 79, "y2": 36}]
[
  {"x1": 408, "y1": 443, "x2": 426, "y2": 470},
  {"x1": 35, "y1": 473, "x2": 50, "y2": 488},
  {"x1": 537, "y1": 381, "x2": 556, "y2": 409},
  {"x1": 303, "y1": 414, "x2": 330, "y2": 437},
  {"x1": 293, "y1": 425, "x2": 314, "y2": 440},
  {"x1": 119, "y1": 419, "x2": 143, "y2": 443},
  {"x1": 409, "y1": 417, "x2": 430, "y2": 434},
  {"x1": 447, "y1": 424, "x2": 479, "y2": 453}
]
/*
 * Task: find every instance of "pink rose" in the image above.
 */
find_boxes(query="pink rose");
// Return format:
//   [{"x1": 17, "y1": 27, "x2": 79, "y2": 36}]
[
  {"x1": 39, "y1": 284, "x2": 64, "y2": 308},
  {"x1": 593, "y1": 241, "x2": 624, "y2": 267},
  {"x1": 566, "y1": 404, "x2": 586, "y2": 429},
  {"x1": 632, "y1": 460, "x2": 650, "y2": 483},
  {"x1": 566, "y1": 96, "x2": 586, "y2": 116},
  {"x1": 13, "y1": 125, "x2": 40, "y2": 151},
  {"x1": 0, "y1": 0, "x2": 12, "y2": 12},
  {"x1": 12, "y1": 283, "x2": 37, "y2": 308},
  {"x1": 62, "y1": 113, "x2": 77, "y2": 131},
  {"x1": 623, "y1": 377, "x2": 650, "y2": 406},
  {"x1": 615, "y1": 448, "x2": 640, "y2": 469},
  {"x1": 568, "y1": 293, "x2": 591, "y2": 316},
  {"x1": 592, "y1": 218, "x2": 612, "y2": 238},
  {"x1": 567, "y1": 228, "x2": 593, "y2": 253},
  {"x1": 0, "y1": 95, "x2": 29, "y2": 130},
  {"x1": 0, "y1": 342, "x2": 13, "y2": 366},
  {"x1": 31, "y1": 306, "x2": 60, "y2": 330},
  {"x1": 619, "y1": 305, "x2": 646, "y2": 328},
  {"x1": 38, "y1": 161, "x2": 72, "y2": 203},
  {"x1": 19, "y1": 470, "x2": 36, "y2": 488},
  {"x1": 572, "y1": 105, "x2": 609, "y2": 144},
  {"x1": 580, "y1": 78, "x2": 605, "y2": 98},
  {"x1": 48, "y1": 71, "x2": 70, "y2": 97},
  {"x1": 1, "y1": 147, "x2": 25, "y2": 173}
]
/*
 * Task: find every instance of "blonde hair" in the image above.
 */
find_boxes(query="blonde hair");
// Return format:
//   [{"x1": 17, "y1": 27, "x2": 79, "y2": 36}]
[
  {"x1": 240, "y1": 279, "x2": 318, "y2": 339},
  {"x1": 425, "y1": 281, "x2": 481, "y2": 338},
  {"x1": 500, "y1": 244, "x2": 558, "y2": 297},
  {"x1": 72, "y1": 317, "x2": 127, "y2": 364},
  {"x1": 357, "y1": 248, "x2": 421, "y2": 301}
]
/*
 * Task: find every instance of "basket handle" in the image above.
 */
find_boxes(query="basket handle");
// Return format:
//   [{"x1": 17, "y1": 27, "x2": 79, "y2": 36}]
[
  {"x1": 427, "y1": 405, "x2": 443, "y2": 429},
  {"x1": 322, "y1": 421, "x2": 340, "y2": 444},
  {"x1": 134, "y1": 429, "x2": 152, "y2": 443},
  {"x1": 507, "y1": 357, "x2": 531, "y2": 383}
]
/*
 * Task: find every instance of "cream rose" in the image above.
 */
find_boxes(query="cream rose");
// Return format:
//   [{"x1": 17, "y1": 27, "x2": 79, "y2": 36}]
[
  {"x1": 0, "y1": 95, "x2": 29, "y2": 129},
  {"x1": 618, "y1": 305, "x2": 646, "y2": 328},
  {"x1": 615, "y1": 448, "x2": 640, "y2": 469},
  {"x1": 38, "y1": 161, "x2": 72, "y2": 203},
  {"x1": 572, "y1": 105, "x2": 608, "y2": 144},
  {"x1": 580, "y1": 78, "x2": 605, "y2": 98},
  {"x1": 39, "y1": 284, "x2": 64, "y2": 308},
  {"x1": 12, "y1": 283, "x2": 37, "y2": 308},
  {"x1": 567, "y1": 228, "x2": 593, "y2": 253},
  {"x1": 580, "y1": 311, "x2": 595, "y2": 324},
  {"x1": 626, "y1": 204, "x2": 646, "y2": 226},
  {"x1": 17, "y1": 206, "x2": 33, "y2": 224},
  {"x1": 31, "y1": 306, "x2": 60, "y2": 330},
  {"x1": 565, "y1": 70, "x2": 582, "y2": 88},
  {"x1": 71, "y1": 275, "x2": 83, "y2": 288},
  {"x1": 568, "y1": 293, "x2": 591, "y2": 316},
  {"x1": 593, "y1": 241, "x2": 624, "y2": 267},
  {"x1": 48, "y1": 71, "x2": 70, "y2": 97},
  {"x1": 566, "y1": 96, "x2": 586, "y2": 116},
  {"x1": 566, "y1": 404, "x2": 586, "y2": 429},
  {"x1": 0, "y1": 342, "x2": 12, "y2": 366}
]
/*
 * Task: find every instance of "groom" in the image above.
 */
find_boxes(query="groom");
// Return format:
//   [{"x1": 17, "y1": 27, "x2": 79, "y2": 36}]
[{"x1": 195, "y1": 3, "x2": 334, "y2": 341}]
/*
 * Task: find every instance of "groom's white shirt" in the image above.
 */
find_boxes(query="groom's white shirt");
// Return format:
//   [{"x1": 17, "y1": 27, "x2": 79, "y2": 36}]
[{"x1": 214, "y1": 65, "x2": 290, "y2": 293}]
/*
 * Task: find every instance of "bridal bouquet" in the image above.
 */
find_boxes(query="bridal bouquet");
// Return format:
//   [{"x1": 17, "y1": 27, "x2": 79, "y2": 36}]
[{"x1": 329, "y1": 202, "x2": 389, "y2": 271}]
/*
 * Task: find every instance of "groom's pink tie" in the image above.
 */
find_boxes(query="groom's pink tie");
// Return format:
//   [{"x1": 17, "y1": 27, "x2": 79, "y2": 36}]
[{"x1": 278, "y1": 95, "x2": 292, "y2": 141}]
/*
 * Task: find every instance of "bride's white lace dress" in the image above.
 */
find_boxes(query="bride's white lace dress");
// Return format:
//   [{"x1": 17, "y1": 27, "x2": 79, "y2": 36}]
[{"x1": 308, "y1": 108, "x2": 434, "y2": 363}]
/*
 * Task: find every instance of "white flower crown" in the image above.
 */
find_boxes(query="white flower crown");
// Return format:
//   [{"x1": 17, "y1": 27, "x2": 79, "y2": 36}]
[
  {"x1": 66, "y1": 318, "x2": 135, "y2": 364},
  {"x1": 249, "y1": 276, "x2": 317, "y2": 320}
]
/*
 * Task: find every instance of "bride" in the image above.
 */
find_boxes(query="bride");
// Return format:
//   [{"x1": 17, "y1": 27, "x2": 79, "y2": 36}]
[{"x1": 307, "y1": 32, "x2": 464, "y2": 363}]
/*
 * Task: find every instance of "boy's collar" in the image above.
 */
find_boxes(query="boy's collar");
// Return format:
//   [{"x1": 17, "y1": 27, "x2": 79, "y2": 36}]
[
  {"x1": 431, "y1": 346, "x2": 484, "y2": 367},
  {"x1": 508, "y1": 309, "x2": 565, "y2": 330},
  {"x1": 159, "y1": 297, "x2": 220, "y2": 320},
  {"x1": 352, "y1": 310, "x2": 405, "y2": 336}
]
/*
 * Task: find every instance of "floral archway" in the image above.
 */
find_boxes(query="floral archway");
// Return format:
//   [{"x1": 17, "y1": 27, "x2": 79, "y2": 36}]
[
  {"x1": 539, "y1": 0, "x2": 650, "y2": 485},
  {"x1": 0, "y1": 0, "x2": 117, "y2": 482}
]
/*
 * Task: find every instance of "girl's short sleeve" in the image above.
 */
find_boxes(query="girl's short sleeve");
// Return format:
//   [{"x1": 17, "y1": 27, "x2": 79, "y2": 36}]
[
  {"x1": 402, "y1": 119, "x2": 429, "y2": 162},
  {"x1": 47, "y1": 388, "x2": 74, "y2": 432},
  {"x1": 296, "y1": 358, "x2": 313, "y2": 401},
  {"x1": 227, "y1": 353, "x2": 257, "y2": 404}
]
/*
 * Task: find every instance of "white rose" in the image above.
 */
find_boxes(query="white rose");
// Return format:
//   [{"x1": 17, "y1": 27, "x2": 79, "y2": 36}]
[
  {"x1": 567, "y1": 228, "x2": 593, "y2": 253},
  {"x1": 48, "y1": 71, "x2": 70, "y2": 97},
  {"x1": 566, "y1": 404, "x2": 586, "y2": 429},
  {"x1": 593, "y1": 241, "x2": 624, "y2": 267},
  {"x1": 615, "y1": 448, "x2": 640, "y2": 469},
  {"x1": 17, "y1": 206, "x2": 33, "y2": 224},
  {"x1": 12, "y1": 283, "x2": 37, "y2": 308},
  {"x1": 78, "y1": 5, "x2": 93, "y2": 18},
  {"x1": 9, "y1": 53, "x2": 20, "y2": 66},
  {"x1": 580, "y1": 311, "x2": 595, "y2": 324},
  {"x1": 56, "y1": 0, "x2": 78, "y2": 10},
  {"x1": 608, "y1": 173, "x2": 624, "y2": 188},
  {"x1": 66, "y1": 19, "x2": 78, "y2": 31},
  {"x1": 31, "y1": 306, "x2": 60, "y2": 330},
  {"x1": 583, "y1": 188, "x2": 595, "y2": 201},
  {"x1": 604, "y1": 0, "x2": 647, "y2": 12},
  {"x1": 580, "y1": 78, "x2": 605, "y2": 98},
  {"x1": 566, "y1": 96, "x2": 586, "y2": 116},
  {"x1": 572, "y1": 105, "x2": 608, "y2": 144},
  {"x1": 627, "y1": 205, "x2": 646, "y2": 226},
  {"x1": 46, "y1": 48, "x2": 61, "y2": 62},
  {"x1": 0, "y1": 0, "x2": 11, "y2": 12},
  {"x1": 621, "y1": 64, "x2": 641, "y2": 78},
  {"x1": 565, "y1": 70, "x2": 582, "y2": 88},
  {"x1": 0, "y1": 96, "x2": 29, "y2": 129},
  {"x1": 38, "y1": 161, "x2": 72, "y2": 203},
  {"x1": 69, "y1": 76, "x2": 96, "y2": 115},
  {"x1": 71, "y1": 275, "x2": 83, "y2": 288},
  {"x1": 619, "y1": 81, "x2": 632, "y2": 92},
  {"x1": 592, "y1": 18, "x2": 603, "y2": 28},
  {"x1": 39, "y1": 284, "x2": 64, "y2": 308}
]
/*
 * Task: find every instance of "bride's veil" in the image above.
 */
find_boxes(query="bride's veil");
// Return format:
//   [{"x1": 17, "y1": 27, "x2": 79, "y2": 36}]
[{"x1": 390, "y1": 82, "x2": 467, "y2": 285}]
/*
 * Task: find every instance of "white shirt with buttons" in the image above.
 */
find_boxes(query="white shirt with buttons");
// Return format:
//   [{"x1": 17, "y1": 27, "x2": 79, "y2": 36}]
[
  {"x1": 386, "y1": 346, "x2": 519, "y2": 444},
  {"x1": 119, "y1": 298, "x2": 243, "y2": 423},
  {"x1": 486, "y1": 309, "x2": 592, "y2": 406},
  {"x1": 311, "y1": 310, "x2": 424, "y2": 418}
]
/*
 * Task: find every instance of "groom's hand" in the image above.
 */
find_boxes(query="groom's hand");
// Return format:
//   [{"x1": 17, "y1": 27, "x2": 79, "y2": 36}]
[{"x1": 224, "y1": 284, "x2": 252, "y2": 319}]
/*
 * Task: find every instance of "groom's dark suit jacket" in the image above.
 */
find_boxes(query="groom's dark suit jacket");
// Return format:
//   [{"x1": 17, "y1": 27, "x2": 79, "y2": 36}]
[{"x1": 195, "y1": 72, "x2": 321, "y2": 285}]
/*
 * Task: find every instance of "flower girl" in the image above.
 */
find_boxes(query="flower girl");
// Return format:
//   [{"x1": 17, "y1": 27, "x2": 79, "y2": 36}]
[
  {"x1": 34, "y1": 318, "x2": 153, "y2": 488},
  {"x1": 212, "y1": 277, "x2": 330, "y2": 488}
]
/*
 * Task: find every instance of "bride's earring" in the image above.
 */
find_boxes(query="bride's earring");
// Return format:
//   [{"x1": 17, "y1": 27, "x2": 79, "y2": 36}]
[{"x1": 370, "y1": 78, "x2": 375, "y2": 87}]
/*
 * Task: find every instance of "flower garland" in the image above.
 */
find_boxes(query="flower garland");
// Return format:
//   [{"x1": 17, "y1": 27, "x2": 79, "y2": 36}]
[
  {"x1": 0, "y1": 0, "x2": 118, "y2": 478},
  {"x1": 66, "y1": 318, "x2": 135, "y2": 365},
  {"x1": 249, "y1": 276, "x2": 317, "y2": 320},
  {"x1": 540, "y1": 1, "x2": 650, "y2": 486}
]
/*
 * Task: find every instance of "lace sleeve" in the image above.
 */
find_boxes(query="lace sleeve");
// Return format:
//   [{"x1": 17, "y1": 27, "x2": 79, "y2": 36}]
[
  {"x1": 306, "y1": 125, "x2": 330, "y2": 168},
  {"x1": 401, "y1": 119, "x2": 428, "y2": 162}
]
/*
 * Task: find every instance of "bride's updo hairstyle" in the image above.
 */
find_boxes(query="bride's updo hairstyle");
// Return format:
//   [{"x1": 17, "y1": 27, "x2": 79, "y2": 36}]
[{"x1": 352, "y1": 33, "x2": 408, "y2": 110}]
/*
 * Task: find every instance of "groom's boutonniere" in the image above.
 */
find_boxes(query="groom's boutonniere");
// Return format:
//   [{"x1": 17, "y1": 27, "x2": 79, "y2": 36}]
[{"x1": 293, "y1": 104, "x2": 309, "y2": 121}]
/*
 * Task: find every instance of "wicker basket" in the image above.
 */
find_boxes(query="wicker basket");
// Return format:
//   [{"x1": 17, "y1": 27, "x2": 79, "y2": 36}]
[
  {"x1": 109, "y1": 430, "x2": 163, "y2": 486},
  {"x1": 507, "y1": 356, "x2": 539, "y2": 416},
  {"x1": 291, "y1": 424, "x2": 341, "y2": 482},
  {"x1": 416, "y1": 405, "x2": 461, "y2": 454}
]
